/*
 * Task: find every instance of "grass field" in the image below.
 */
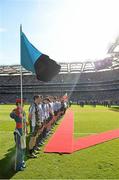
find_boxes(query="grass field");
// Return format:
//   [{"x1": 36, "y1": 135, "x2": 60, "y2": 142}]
[{"x1": 0, "y1": 105, "x2": 119, "y2": 179}]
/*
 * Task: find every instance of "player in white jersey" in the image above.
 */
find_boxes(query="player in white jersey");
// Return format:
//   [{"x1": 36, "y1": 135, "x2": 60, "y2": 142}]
[{"x1": 28, "y1": 95, "x2": 43, "y2": 158}]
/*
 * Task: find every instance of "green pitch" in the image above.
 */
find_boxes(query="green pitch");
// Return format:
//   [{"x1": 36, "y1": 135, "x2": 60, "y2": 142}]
[{"x1": 0, "y1": 105, "x2": 119, "y2": 179}]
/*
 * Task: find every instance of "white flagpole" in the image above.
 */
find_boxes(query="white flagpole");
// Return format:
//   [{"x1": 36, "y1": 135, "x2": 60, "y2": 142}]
[
  {"x1": 20, "y1": 24, "x2": 23, "y2": 107},
  {"x1": 14, "y1": 24, "x2": 23, "y2": 171},
  {"x1": 20, "y1": 66, "x2": 23, "y2": 107}
]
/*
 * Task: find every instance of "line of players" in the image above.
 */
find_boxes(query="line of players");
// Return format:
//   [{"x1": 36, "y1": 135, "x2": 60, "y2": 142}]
[
  {"x1": 10, "y1": 95, "x2": 68, "y2": 171},
  {"x1": 28, "y1": 95, "x2": 68, "y2": 158}
]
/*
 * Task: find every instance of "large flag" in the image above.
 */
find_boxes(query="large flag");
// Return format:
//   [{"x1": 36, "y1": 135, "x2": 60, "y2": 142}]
[{"x1": 20, "y1": 30, "x2": 61, "y2": 82}]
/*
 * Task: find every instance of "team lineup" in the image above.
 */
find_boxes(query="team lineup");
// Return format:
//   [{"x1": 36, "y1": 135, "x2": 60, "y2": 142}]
[{"x1": 10, "y1": 95, "x2": 69, "y2": 171}]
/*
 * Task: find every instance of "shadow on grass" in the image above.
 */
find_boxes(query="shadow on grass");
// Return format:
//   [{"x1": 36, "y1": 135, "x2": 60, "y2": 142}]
[
  {"x1": 109, "y1": 106, "x2": 119, "y2": 112},
  {"x1": 0, "y1": 137, "x2": 31, "y2": 179},
  {"x1": 0, "y1": 146, "x2": 16, "y2": 179}
]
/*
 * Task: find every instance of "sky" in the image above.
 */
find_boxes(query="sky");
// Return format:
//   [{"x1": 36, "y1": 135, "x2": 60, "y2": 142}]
[{"x1": 0, "y1": 0, "x2": 119, "y2": 65}]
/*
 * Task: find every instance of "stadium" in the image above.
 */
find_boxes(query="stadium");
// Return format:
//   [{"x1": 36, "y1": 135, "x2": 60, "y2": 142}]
[{"x1": 1, "y1": 1, "x2": 119, "y2": 179}]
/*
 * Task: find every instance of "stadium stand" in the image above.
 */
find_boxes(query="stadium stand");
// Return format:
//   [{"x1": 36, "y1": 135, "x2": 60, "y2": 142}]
[{"x1": 0, "y1": 59, "x2": 119, "y2": 104}]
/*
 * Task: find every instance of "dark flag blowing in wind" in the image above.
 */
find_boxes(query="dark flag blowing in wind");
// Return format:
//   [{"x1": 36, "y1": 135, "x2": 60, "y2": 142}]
[{"x1": 21, "y1": 31, "x2": 61, "y2": 82}]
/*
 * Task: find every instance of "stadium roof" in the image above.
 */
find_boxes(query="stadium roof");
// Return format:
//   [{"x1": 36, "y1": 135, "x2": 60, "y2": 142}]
[{"x1": 0, "y1": 56, "x2": 119, "y2": 76}]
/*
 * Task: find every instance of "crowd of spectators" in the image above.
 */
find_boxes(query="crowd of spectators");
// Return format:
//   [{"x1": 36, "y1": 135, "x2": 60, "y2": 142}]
[{"x1": 1, "y1": 69, "x2": 119, "y2": 103}]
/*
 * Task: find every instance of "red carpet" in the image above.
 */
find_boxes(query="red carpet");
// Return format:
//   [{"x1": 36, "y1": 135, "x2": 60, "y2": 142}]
[
  {"x1": 44, "y1": 110, "x2": 74, "y2": 153},
  {"x1": 44, "y1": 110, "x2": 119, "y2": 153},
  {"x1": 74, "y1": 129, "x2": 119, "y2": 152}
]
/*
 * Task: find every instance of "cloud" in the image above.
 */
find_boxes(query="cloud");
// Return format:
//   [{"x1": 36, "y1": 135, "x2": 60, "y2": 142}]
[{"x1": 0, "y1": 27, "x2": 7, "y2": 32}]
